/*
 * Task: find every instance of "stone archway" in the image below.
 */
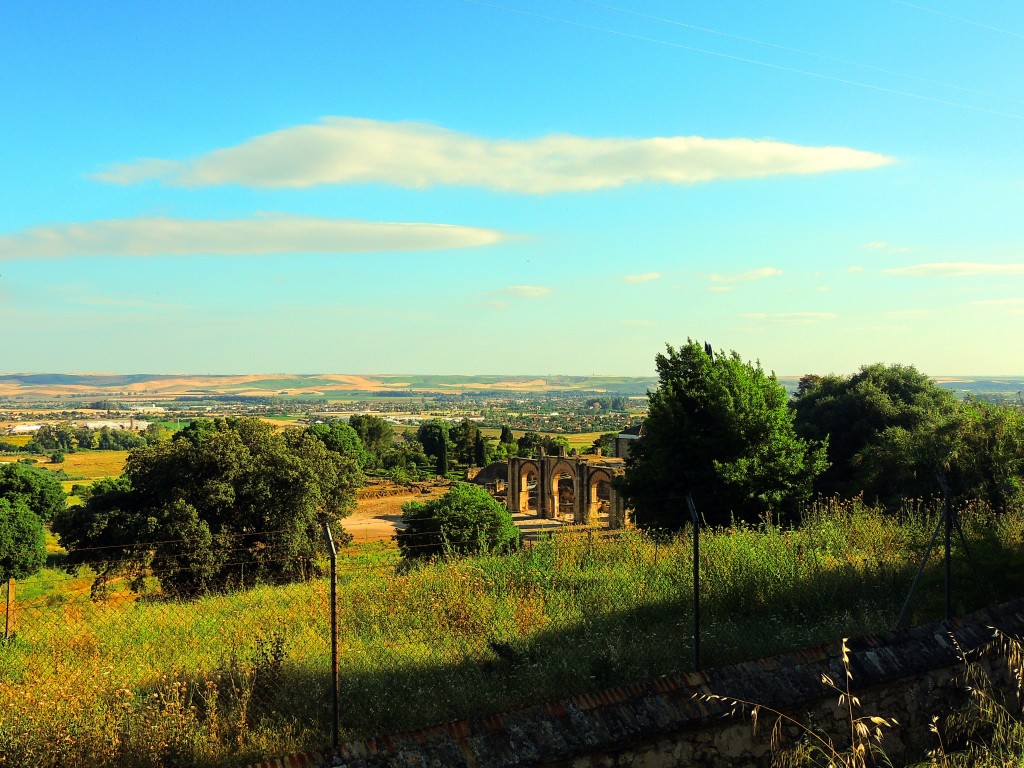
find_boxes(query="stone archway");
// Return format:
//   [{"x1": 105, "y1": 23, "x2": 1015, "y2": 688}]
[
  {"x1": 507, "y1": 454, "x2": 628, "y2": 529},
  {"x1": 513, "y1": 460, "x2": 540, "y2": 513},
  {"x1": 547, "y1": 459, "x2": 577, "y2": 521},
  {"x1": 586, "y1": 470, "x2": 613, "y2": 526}
]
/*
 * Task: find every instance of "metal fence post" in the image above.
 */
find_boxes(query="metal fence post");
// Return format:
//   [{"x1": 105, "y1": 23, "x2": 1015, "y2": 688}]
[
  {"x1": 686, "y1": 494, "x2": 700, "y2": 672},
  {"x1": 4, "y1": 579, "x2": 13, "y2": 640},
  {"x1": 321, "y1": 521, "x2": 339, "y2": 749}
]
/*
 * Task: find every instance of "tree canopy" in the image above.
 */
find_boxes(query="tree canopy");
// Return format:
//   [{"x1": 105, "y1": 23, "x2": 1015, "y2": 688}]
[
  {"x1": 791, "y1": 363, "x2": 958, "y2": 501},
  {"x1": 307, "y1": 421, "x2": 372, "y2": 468},
  {"x1": 396, "y1": 483, "x2": 520, "y2": 560},
  {"x1": 855, "y1": 398, "x2": 1024, "y2": 511},
  {"x1": 620, "y1": 341, "x2": 827, "y2": 529},
  {"x1": 0, "y1": 461, "x2": 66, "y2": 523},
  {"x1": 0, "y1": 497, "x2": 46, "y2": 582},
  {"x1": 52, "y1": 417, "x2": 363, "y2": 597}
]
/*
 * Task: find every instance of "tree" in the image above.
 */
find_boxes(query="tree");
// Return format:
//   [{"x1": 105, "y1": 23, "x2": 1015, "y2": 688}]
[
  {"x1": 791, "y1": 363, "x2": 958, "y2": 500},
  {"x1": 52, "y1": 417, "x2": 363, "y2": 597},
  {"x1": 396, "y1": 484, "x2": 520, "y2": 560},
  {"x1": 856, "y1": 399, "x2": 1024, "y2": 511},
  {"x1": 348, "y1": 414, "x2": 395, "y2": 466},
  {"x1": 450, "y1": 418, "x2": 481, "y2": 466},
  {"x1": 620, "y1": 341, "x2": 827, "y2": 530},
  {"x1": 416, "y1": 419, "x2": 452, "y2": 475},
  {"x1": 583, "y1": 433, "x2": 618, "y2": 456},
  {"x1": 515, "y1": 431, "x2": 569, "y2": 457},
  {"x1": 0, "y1": 461, "x2": 66, "y2": 523},
  {"x1": 499, "y1": 425, "x2": 515, "y2": 445},
  {"x1": 0, "y1": 497, "x2": 46, "y2": 582},
  {"x1": 307, "y1": 421, "x2": 372, "y2": 468}
]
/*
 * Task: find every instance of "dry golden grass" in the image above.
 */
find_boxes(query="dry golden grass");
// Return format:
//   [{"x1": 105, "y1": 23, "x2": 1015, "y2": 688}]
[
  {"x1": 0, "y1": 450, "x2": 128, "y2": 481},
  {"x1": 54, "y1": 450, "x2": 129, "y2": 479}
]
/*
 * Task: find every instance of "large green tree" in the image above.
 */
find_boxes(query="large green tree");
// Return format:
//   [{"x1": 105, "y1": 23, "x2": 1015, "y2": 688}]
[
  {"x1": 855, "y1": 398, "x2": 1024, "y2": 511},
  {"x1": 620, "y1": 341, "x2": 827, "y2": 529},
  {"x1": 52, "y1": 417, "x2": 363, "y2": 597},
  {"x1": 0, "y1": 461, "x2": 66, "y2": 523},
  {"x1": 791, "y1": 363, "x2": 957, "y2": 501},
  {"x1": 0, "y1": 497, "x2": 46, "y2": 582}
]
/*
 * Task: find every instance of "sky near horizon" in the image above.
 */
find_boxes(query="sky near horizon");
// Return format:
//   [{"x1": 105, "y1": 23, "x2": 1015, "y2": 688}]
[{"x1": 2, "y1": 1, "x2": 1023, "y2": 377}]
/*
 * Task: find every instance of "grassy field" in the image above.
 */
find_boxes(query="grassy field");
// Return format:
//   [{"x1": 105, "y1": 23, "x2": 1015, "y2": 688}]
[{"x1": 3, "y1": 498, "x2": 1024, "y2": 767}]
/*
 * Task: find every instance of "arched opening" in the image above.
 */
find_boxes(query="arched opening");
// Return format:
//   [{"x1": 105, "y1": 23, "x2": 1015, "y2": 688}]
[
  {"x1": 549, "y1": 461, "x2": 576, "y2": 521},
  {"x1": 588, "y1": 471, "x2": 612, "y2": 526},
  {"x1": 518, "y1": 464, "x2": 539, "y2": 514}
]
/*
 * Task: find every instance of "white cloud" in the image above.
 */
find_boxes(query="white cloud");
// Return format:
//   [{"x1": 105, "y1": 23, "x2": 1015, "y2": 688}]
[
  {"x1": 884, "y1": 262, "x2": 1024, "y2": 277},
  {"x1": 864, "y1": 241, "x2": 910, "y2": 254},
  {"x1": 93, "y1": 117, "x2": 895, "y2": 194},
  {"x1": 0, "y1": 216, "x2": 505, "y2": 259},
  {"x1": 710, "y1": 267, "x2": 783, "y2": 283},
  {"x1": 741, "y1": 312, "x2": 837, "y2": 324},
  {"x1": 624, "y1": 272, "x2": 661, "y2": 283},
  {"x1": 501, "y1": 285, "x2": 553, "y2": 299},
  {"x1": 847, "y1": 265, "x2": 864, "y2": 273},
  {"x1": 969, "y1": 297, "x2": 1024, "y2": 305},
  {"x1": 887, "y1": 309, "x2": 931, "y2": 318}
]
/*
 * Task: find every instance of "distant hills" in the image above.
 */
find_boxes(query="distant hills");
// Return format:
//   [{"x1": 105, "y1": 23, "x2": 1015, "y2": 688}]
[
  {"x1": 0, "y1": 373, "x2": 1020, "y2": 402},
  {"x1": 0, "y1": 373, "x2": 660, "y2": 399}
]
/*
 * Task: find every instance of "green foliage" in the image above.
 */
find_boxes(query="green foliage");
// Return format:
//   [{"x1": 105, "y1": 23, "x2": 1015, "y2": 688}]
[
  {"x1": 0, "y1": 497, "x2": 46, "y2": 581},
  {"x1": 396, "y1": 483, "x2": 520, "y2": 559},
  {"x1": 52, "y1": 417, "x2": 363, "y2": 597},
  {"x1": 857, "y1": 399, "x2": 1024, "y2": 511},
  {"x1": 416, "y1": 419, "x2": 449, "y2": 461},
  {"x1": 516, "y1": 431, "x2": 569, "y2": 457},
  {"x1": 348, "y1": 414, "x2": 395, "y2": 466},
  {"x1": 0, "y1": 460, "x2": 67, "y2": 523},
  {"x1": 792, "y1": 363, "x2": 958, "y2": 501},
  {"x1": 450, "y1": 418, "x2": 481, "y2": 466},
  {"x1": 583, "y1": 432, "x2": 617, "y2": 456},
  {"x1": 306, "y1": 421, "x2": 371, "y2": 468},
  {"x1": 621, "y1": 341, "x2": 827, "y2": 529}
]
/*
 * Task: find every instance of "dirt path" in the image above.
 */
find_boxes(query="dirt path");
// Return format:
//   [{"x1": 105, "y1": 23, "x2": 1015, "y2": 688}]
[
  {"x1": 344, "y1": 484, "x2": 448, "y2": 543},
  {"x1": 342, "y1": 482, "x2": 567, "y2": 544}
]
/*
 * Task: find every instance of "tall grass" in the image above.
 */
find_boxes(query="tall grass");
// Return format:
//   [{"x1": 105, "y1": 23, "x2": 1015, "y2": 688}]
[{"x1": 2, "y1": 498, "x2": 1023, "y2": 767}]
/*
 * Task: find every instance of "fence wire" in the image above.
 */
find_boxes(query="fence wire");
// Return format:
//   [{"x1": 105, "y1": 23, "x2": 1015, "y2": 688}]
[{"x1": 0, "y1": 502, "x2": 1004, "y2": 768}]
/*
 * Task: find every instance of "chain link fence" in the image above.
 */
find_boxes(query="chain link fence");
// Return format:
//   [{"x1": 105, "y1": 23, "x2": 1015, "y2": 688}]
[{"x1": 2, "y1": 498, "x2": 1014, "y2": 768}]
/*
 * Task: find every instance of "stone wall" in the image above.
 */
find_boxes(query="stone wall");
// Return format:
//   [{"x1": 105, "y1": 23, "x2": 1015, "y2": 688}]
[{"x1": 249, "y1": 598, "x2": 1024, "y2": 768}]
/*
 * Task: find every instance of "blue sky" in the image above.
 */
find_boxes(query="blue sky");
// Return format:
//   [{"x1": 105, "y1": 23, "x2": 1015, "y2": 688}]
[{"x1": 2, "y1": 1, "x2": 1022, "y2": 376}]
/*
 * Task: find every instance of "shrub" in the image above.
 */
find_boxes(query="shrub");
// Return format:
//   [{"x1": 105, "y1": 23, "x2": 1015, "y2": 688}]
[{"x1": 396, "y1": 484, "x2": 520, "y2": 560}]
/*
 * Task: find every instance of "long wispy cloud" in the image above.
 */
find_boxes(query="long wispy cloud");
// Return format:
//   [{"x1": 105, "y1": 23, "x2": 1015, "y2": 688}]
[
  {"x1": 0, "y1": 216, "x2": 505, "y2": 259},
  {"x1": 970, "y1": 297, "x2": 1024, "y2": 306},
  {"x1": 710, "y1": 267, "x2": 783, "y2": 283},
  {"x1": 624, "y1": 272, "x2": 661, "y2": 283},
  {"x1": 92, "y1": 117, "x2": 895, "y2": 194},
  {"x1": 501, "y1": 285, "x2": 553, "y2": 299},
  {"x1": 884, "y1": 262, "x2": 1024, "y2": 277},
  {"x1": 742, "y1": 312, "x2": 837, "y2": 324}
]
